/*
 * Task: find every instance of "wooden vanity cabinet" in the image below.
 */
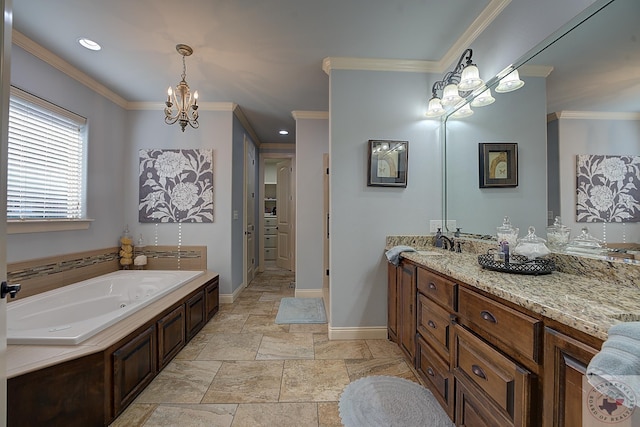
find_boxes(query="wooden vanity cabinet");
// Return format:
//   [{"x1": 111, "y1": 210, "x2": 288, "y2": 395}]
[
  {"x1": 399, "y1": 262, "x2": 417, "y2": 362},
  {"x1": 387, "y1": 262, "x2": 400, "y2": 343},
  {"x1": 542, "y1": 327, "x2": 601, "y2": 427}
]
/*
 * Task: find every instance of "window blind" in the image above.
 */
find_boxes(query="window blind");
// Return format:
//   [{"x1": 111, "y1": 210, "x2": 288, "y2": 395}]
[{"x1": 7, "y1": 87, "x2": 87, "y2": 220}]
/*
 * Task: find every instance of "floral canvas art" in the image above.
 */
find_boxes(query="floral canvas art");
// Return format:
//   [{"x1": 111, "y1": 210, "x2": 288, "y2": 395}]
[
  {"x1": 576, "y1": 155, "x2": 640, "y2": 223},
  {"x1": 139, "y1": 149, "x2": 213, "y2": 223}
]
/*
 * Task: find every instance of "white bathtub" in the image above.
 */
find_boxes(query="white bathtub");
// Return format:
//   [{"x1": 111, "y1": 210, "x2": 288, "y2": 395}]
[{"x1": 7, "y1": 270, "x2": 204, "y2": 345}]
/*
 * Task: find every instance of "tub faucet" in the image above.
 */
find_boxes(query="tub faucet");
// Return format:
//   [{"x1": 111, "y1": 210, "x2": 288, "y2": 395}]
[{"x1": 437, "y1": 235, "x2": 455, "y2": 251}]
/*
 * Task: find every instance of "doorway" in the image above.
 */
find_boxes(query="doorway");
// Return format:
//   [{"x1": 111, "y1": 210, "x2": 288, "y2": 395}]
[{"x1": 259, "y1": 153, "x2": 295, "y2": 273}]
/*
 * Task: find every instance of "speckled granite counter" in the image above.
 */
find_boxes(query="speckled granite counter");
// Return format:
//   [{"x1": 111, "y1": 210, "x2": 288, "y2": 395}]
[{"x1": 387, "y1": 236, "x2": 640, "y2": 341}]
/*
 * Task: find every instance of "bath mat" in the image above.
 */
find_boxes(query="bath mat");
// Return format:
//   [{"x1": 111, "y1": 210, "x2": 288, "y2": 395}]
[
  {"x1": 275, "y1": 297, "x2": 327, "y2": 324},
  {"x1": 339, "y1": 376, "x2": 454, "y2": 427}
]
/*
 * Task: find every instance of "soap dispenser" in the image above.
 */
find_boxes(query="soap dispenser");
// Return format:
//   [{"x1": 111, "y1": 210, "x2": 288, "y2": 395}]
[{"x1": 435, "y1": 228, "x2": 443, "y2": 248}]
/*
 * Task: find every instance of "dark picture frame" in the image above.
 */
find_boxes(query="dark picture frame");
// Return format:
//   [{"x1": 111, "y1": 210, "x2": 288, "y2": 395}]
[
  {"x1": 367, "y1": 140, "x2": 408, "y2": 187},
  {"x1": 478, "y1": 142, "x2": 518, "y2": 188}
]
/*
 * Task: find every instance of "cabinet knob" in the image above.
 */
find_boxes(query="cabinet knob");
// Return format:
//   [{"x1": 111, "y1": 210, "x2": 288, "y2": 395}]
[
  {"x1": 480, "y1": 310, "x2": 497, "y2": 324},
  {"x1": 427, "y1": 320, "x2": 437, "y2": 329},
  {"x1": 427, "y1": 367, "x2": 435, "y2": 377},
  {"x1": 471, "y1": 364, "x2": 487, "y2": 380}
]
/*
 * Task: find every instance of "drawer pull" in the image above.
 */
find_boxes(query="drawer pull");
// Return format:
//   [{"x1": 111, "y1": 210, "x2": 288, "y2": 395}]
[
  {"x1": 428, "y1": 282, "x2": 437, "y2": 290},
  {"x1": 480, "y1": 310, "x2": 497, "y2": 323},
  {"x1": 427, "y1": 320, "x2": 437, "y2": 329},
  {"x1": 471, "y1": 364, "x2": 487, "y2": 380},
  {"x1": 426, "y1": 367, "x2": 435, "y2": 377}
]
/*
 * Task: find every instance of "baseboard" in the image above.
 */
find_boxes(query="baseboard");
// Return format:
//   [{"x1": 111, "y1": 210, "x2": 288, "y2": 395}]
[
  {"x1": 328, "y1": 326, "x2": 388, "y2": 340},
  {"x1": 220, "y1": 283, "x2": 245, "y2": 304},
  {"x1": 294, "y1": 289, "x2": 323, "y2": 298}
]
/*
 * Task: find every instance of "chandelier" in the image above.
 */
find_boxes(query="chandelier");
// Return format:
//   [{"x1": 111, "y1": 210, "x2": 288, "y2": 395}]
[
  {"x1": 425, "y1": 49, "x2": 524, "y2": 119},
  {"x1": 165, "y1": 44, "x2": 199, "y2": 132}
]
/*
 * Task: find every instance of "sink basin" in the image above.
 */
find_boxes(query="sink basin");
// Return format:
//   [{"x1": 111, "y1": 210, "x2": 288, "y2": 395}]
[
  {"x1": 609, "y1": 313, "x2": 640, "y2": 322},
  {"x1": 416, "y1": 250, "x2": 445, "y2": 256}
]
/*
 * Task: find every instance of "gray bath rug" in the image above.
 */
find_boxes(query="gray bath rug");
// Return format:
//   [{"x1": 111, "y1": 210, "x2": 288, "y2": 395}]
[
  {"x1": 339, "y1": 375, "x2": 454, "y2": 427},
  {"x1": 274, "y1": 297, "x2": 327, "y2": 324}
]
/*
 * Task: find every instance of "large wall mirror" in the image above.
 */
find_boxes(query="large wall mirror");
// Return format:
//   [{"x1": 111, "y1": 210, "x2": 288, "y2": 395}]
[{"x1": 444, "y1": 0, "x2": 640, "y2": 257}]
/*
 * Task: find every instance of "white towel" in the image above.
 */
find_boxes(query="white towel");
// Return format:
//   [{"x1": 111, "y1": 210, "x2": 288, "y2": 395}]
[
  {"x1": 587, "y1": 322, "x2": 640, "y2": 409},
  {"x1": 385, "y1": 245, "x2": 416, "y2": 266}
]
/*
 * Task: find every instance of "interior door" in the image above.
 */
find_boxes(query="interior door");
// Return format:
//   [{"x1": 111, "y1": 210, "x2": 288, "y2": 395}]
[
  {"x1": 276, "y1": 159, "x2": 292, "y2": 270},
  {"x1": 0, "y1": 0, "x2": 11, "y2": 422},
  {"x1": 244, "y1": 136, "x2": 256, "y2": 285}
]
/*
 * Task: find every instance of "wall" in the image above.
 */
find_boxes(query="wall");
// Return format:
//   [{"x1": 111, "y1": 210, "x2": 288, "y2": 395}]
[
  {"x1": 445, "y1": 77, "x2": 548, "y2": 235},
  {"x1": 124, "y1": 108, "x2": 237, "y2": 296},
  {"x1": 329, "y1": 69, "x2": 443, "y2": 332},
  {"x1": 294, "y1": 114, "x2": 328, "y2": 293},
  {"x1": 555, "y1": 116, "x2": 640, "y2": 243},
  {"x1": 7, "y1": 45, "x2": 127, "y2": 263}
]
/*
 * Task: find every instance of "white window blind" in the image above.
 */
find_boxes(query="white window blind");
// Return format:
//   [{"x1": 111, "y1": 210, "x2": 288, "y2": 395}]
[{"x1": 7, "y1": 87, "x2": 87, "y2": 220}]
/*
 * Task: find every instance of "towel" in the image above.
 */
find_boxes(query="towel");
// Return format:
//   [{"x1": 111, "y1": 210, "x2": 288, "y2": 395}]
[
  {"x1": 587, "y1": 322, "x2": 640, "y2": 409},
  {"x1": 385, "y1": 245, "x2": 416, "y2": 266}
]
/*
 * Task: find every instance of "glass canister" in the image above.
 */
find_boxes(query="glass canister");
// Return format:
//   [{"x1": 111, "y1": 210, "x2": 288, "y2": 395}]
[
  {"x1": 546, "y1": 216, "x2": 571, "y2": 250},
  {"x1": 119, "y1": 226, "x2": 134, "y2": 269},
  {"x1": 514, "y1": 226, "x2": 551, "y2": 259},
  {"x1": 496, "y1": 216, "x2": 519, "y2": 246}
]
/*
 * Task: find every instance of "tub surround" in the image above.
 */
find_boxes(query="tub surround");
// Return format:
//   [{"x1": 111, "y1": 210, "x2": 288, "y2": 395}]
[{"x1": 386, "y1": 235, "x2": 640, "y2": 341}]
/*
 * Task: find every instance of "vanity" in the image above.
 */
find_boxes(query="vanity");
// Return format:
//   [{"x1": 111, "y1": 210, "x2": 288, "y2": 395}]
[{"x1": 387, "y1": 236, "x2": 640, "y2": 427}]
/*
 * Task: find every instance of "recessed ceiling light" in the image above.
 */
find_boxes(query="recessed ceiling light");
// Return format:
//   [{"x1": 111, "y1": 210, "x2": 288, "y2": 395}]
[
  {"x1": 78, "y1": 38, "x2": 101, "y2": 51},
  {"x1": 279, "y1": 130, "x2": 289, "y2": 135}
]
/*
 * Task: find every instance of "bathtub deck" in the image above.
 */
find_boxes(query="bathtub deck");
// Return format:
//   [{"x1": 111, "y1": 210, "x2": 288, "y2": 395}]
[{"x1": 6, "y1": 270, "x2": 219, "y2": 378}]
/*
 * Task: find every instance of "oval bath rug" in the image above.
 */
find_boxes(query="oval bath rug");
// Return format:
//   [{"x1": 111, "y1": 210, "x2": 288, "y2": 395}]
[{"x1": 338, "y1": 376, "x2": 454, "y2": 427}]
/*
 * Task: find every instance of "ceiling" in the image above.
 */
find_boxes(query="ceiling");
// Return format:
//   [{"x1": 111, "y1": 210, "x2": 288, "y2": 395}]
[{"x1": 11, "y1": 0, "x2": 494, "y2": 144}]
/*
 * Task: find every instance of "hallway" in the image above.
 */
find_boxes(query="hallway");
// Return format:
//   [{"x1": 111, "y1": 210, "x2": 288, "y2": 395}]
[{"x1": 110, "y1": 266, "x2": 418, "y2": 426}]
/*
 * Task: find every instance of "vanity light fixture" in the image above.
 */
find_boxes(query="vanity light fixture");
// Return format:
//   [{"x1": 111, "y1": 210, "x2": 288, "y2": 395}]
[
  {"x1": 495, "y1": 69, "x2": 525, "y2": 93},
  {"x1": 425, "y1": 48, "x2": 484, "y2": 118},
  {"x1": 165, "y1": 44, "x2": 199, "y2": 132}
]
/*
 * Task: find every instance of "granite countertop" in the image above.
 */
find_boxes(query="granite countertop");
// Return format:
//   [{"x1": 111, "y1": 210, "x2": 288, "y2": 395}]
[{"x1": 388, "y1": 238, "x2": 640, "y2": 341}]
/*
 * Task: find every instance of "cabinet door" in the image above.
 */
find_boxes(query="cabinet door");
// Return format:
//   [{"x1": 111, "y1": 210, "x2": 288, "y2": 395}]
[
  {"x1": 205, "y1": 278, "x2": 220, "y2": 321},
  {"x1": 157, "y1": 305, "x2": 186, "y2": 368},
  {"x1": 113, "y1": 325, "x2": 157, "y2": 415},
  {"x1": 387, "y1": 262, "x2": 399, "y2": 343},
  {"x1": 399, "y1": 263, "x2": 416, "y2": 363},
  {"x1": 456, "y1": 375, "x2": 513, "y2": 427},
  {"x1": 543, "y1": 327, "x2": 600, "y2": 427},
  {"x1": 186, "y1": 290, "x2": 206, "y2": 340}
]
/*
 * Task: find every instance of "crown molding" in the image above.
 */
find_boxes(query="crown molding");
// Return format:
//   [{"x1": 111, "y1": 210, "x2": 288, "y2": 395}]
[
  {"x1": 322, "y1": 57, "x2": 440, "y2": 75},
  {"x1": 519, "y1": 64, "x2": 554, "y2": 78},
  {"x1": 438, "y1": 0, "x2": 511, "y2": 71},
  {"x1": 291, "y1": 110, "x2": 329, "y2": 120},
  {"x1": 548, "y1": 111, "x2": 640, "y2": 121},
  {"x1": 12, "y1": 30, "x2": 129, "y2": 109},
  {"x1": 232, "y1": 104, "x2": 262, "y2": 146}
]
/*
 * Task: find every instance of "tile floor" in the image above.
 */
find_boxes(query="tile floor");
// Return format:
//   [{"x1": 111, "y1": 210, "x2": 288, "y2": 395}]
[{"x1": 110, "y1": 266, "x2": 419, "y2": 427}]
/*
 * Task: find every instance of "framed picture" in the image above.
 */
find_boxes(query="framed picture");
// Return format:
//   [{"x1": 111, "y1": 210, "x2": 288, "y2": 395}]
[
  {"x1": 478, "y1": 143, "x2": 518, "y2": 188},
  {"x1": 367, "y1": 140, "x2": 408, "y2": 187}
]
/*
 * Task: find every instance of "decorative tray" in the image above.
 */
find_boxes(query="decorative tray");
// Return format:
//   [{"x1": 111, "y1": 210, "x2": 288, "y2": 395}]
[{"x1": 477, "y1": 253, "x2": 555, "y2": 275}]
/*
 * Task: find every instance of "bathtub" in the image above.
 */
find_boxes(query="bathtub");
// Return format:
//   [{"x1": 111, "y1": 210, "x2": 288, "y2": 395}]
[{"x1": 7, "y1": 269, "x2": 204, "y2": 345}]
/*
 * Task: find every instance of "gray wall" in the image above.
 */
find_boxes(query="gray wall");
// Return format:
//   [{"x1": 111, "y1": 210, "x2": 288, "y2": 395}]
[
  {"x1": 295, "y1": 116, "x2": 328, "y2": 291},
  {"x1": 445, "y1": 77, "x2": 548, "y2": 236},
  {"x1": 555, "y1": 117, "x2": 640, "y2": 243},
  {"x1": 7, "y1": 45, "x2": 127, "y2": 263},
  {"x1": 329, "y1": 69, "x2": 443, "y2": 328}
]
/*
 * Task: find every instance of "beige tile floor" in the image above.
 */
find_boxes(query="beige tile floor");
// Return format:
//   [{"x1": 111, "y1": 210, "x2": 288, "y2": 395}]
[{"x1": 110, "y1": 266, "x2": 419, "y2": 427}]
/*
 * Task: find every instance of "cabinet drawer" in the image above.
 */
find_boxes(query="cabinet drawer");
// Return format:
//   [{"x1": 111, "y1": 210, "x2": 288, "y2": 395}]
[
  {"x1": 264, "y1": 217, "x2": 277, "y2": 226},
  {"x1": 417, "y1": 268, "x2": 457, "y2": 310},
  {"x1": 458, "y1": 287, "x2": 542, "y2": 364},
  {"x1": 265, "y1": 248, "x2": 276, "y2": 260},
  {"x1": 264, "y1": 235, "x2": 277, "y2": 248},
  {"x1": 264, "y1": 226, "x2": 277, "y2": 235},
  {"x1": 416, "y1": 336, "x2": 453, "y2": 419},
  {"x1": 455, "y1": 375, "x2": 513, "y2": 427},
  {"x1": 417, "y1": 293, "x2": 451, "y2": 360},
  {"x1": 454, "y1": 324, "x2": 531, "y2": 425}
]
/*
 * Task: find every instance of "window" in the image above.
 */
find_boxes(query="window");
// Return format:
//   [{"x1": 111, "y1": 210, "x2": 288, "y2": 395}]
[{"x1": 7, "y1": 86, "x2": 87, "y2": 221}]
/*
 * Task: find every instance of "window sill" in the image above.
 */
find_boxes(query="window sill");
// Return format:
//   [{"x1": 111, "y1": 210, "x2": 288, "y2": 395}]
[{"x1": 7, "y1": 219, "x2": 95, "y2": 234}]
